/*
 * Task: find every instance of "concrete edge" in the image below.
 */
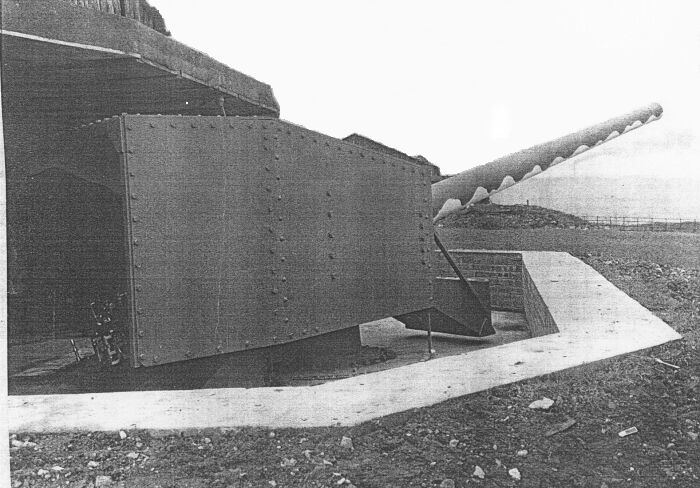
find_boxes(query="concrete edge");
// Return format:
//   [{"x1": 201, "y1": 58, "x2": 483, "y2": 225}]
[{"x1": 8, "y1": 252, "x2": 681, "y2": 433}]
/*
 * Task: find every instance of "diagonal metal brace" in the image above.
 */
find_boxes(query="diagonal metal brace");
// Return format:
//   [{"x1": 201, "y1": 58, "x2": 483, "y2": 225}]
[{"x1": 433, "y1": 232, "x2": 489, "y2": 315}]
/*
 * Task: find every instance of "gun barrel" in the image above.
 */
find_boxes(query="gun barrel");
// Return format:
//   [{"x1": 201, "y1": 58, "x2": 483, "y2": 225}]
[{"x1": 431, "y1": 102, "x2": 663, "y2": 220}]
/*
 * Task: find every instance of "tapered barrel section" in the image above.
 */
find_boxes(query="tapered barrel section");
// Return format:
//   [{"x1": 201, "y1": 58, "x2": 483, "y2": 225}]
[{"x1": 431, "y1": 103, "x2": 663, "y2": 220}]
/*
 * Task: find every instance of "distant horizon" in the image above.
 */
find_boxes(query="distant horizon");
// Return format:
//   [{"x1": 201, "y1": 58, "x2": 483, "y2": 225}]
[{"x1": 492, "y1": 173, "x2": 700, "y2": 220}]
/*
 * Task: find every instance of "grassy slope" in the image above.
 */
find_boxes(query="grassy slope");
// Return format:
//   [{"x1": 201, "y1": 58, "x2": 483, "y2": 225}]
[{"x1": 9, "y1": 229, "x2": 700, "y2": 488}]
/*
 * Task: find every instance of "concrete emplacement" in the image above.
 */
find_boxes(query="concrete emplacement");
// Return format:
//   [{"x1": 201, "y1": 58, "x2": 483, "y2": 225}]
[{"x1": 9, "y1": 251, "x2": 681, "y2": 433}]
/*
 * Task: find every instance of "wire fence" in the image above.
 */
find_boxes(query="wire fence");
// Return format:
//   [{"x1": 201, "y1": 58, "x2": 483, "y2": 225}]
[{"x1": 580, "y1": 216, "x2": 700, "y2": 233}]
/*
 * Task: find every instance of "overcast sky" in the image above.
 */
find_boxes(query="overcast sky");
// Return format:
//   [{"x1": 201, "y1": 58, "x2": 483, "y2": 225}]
[{"x1": 149, "y1": 1, "x2": 700, "y2": 176}]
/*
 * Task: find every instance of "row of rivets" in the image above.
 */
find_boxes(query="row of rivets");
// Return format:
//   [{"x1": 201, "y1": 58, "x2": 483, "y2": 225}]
[{"x1": 269, "y1": 124, "x2": 290, "y2": 332}]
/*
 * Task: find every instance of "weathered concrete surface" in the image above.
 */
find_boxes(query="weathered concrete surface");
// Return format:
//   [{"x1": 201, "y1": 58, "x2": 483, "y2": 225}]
[
  {"x1": 8, "y1": 252, "x2": 680, "y2": 432},
  {"x1": 1, "y1": 0, "x2": 279, "y2": 117}
]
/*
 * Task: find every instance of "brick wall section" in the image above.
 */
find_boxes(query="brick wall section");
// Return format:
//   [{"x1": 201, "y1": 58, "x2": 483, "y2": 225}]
[
  {"x1": 522, "y1": 265, "x2": 559, "y2": 336},
  {"x1": 433, "y1": 250, "x2": 524, "y2": 312}
]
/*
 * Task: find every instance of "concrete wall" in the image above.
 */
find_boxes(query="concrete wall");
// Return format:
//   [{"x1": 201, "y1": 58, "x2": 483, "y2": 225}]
[
  {"x1": 434, "y1": 249, "x2": 559, "y2": 337},
  {"x1": 522, "y1": 264, "x2": 558, "y2": 337},
  {"x1": 434, "y1": 250, "x2": 524, "y2": 312},
  {"x1": 62, "y1": 0, "x2": 170, "y2": 35}
]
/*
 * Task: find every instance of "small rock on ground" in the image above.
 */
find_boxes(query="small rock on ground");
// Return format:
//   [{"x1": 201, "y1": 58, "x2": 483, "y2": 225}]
[
  {"x1": 340, "y1": 436, "x2": 354, "y2": 450},
  {"x1": 95, "y1": 475, "x2": 113, "y2": 487},
  {"x1": 528, "y1": 397, "x2": 554, "y2": 410}
]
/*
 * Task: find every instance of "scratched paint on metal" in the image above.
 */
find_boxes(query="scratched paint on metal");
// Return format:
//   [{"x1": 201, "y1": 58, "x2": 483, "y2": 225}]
[{"x1": 122, "y1": 115, "x2": 431, "y2": 367}]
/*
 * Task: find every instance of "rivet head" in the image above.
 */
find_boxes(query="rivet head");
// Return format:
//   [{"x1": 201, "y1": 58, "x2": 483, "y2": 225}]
[
  {"x1": 131, "y1": 194, "x2": 138, "y2": 200},
  {"x1": 283, "y1": 296, "x2": 289, "y2": 302},
  {"x1": 133, "y1": 239, "x2": 139, "y2": 246},
  {"x1": 272, "y1": 288, "x2": 279, "y2": 294},
  {"x1": 284, "y1": 318, "x2": 289, "y2": 323},
  {"x1": 274, "y1": 155, "x2": 280, "y2": 160},
  {"x1": 138, "y1": 330, "x2": 144, "y2": 337},
  {"x1": 277, "y1": 195, "x2": 282, "y2": 201},
  {"x1": 139, "y1": 354, "x2": 145, "y2": 360},
  {"x1": 279, "y1": 236, "x2": 285, "y2": 242},
  {"x1": 329, "y1": 253, "x2": 335, "y2": 259},
  {"x1": 281, "y1": 276, "x2": 287, "y2": 282},
  {"x1": 280, "y1": 257, "x2": 286, "y2": 262}
]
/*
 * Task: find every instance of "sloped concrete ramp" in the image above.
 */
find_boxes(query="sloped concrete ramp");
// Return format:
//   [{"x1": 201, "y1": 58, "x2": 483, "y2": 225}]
[{"x1": 8, "y1": 252, "x2": 680, "y2": 432}]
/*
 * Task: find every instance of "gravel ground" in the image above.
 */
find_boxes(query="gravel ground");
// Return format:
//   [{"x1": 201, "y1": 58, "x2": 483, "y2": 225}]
[{"x1": 9, "y1": 228, "x2": 700, "y2": 487}]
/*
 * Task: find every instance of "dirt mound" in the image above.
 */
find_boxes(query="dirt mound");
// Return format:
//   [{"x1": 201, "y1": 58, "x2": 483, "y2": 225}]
[{"x1": 440, "y1": 203, "x2": 591, "y2": 230}]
